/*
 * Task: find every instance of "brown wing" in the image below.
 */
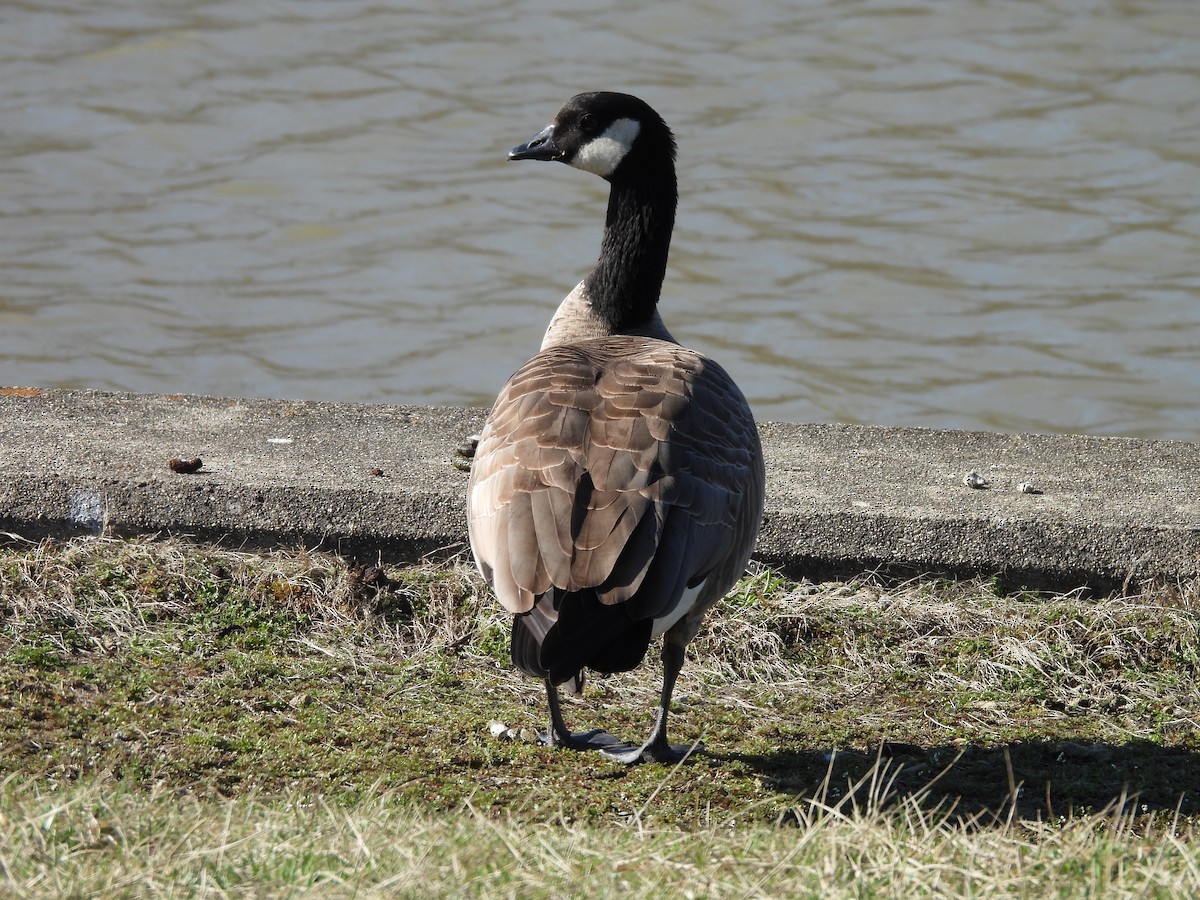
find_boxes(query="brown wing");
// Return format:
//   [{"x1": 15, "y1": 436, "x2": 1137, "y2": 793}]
[{"x1": 467, "y1": 335, "x2": 762, "y2": 622}]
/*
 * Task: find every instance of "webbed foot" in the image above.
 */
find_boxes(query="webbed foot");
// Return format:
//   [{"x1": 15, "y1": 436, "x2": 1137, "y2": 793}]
[
  {"x1": 600, "y1": 738, "x2": 703, "y2": 765},
  {"x1": 540, "y1": 728, "x2": 631, "y2": 752}
]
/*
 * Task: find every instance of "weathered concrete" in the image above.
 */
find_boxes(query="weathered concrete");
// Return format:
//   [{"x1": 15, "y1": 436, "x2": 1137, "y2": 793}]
[{"x1": 2, "y1": 387, "x2": 1197, "y2": 592}]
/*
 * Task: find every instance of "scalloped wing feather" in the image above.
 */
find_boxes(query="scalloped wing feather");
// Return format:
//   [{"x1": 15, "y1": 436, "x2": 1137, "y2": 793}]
[{"x1": 467, "y1": 336, "x2": 761, "y2": 623}]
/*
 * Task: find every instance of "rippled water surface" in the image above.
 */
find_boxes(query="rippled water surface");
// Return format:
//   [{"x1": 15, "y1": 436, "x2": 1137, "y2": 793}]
[{"x1": 2, "y1": 0, "x2": 1198, "y2": 439}]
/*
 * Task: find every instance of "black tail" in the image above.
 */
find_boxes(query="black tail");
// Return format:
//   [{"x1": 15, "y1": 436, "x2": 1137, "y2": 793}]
[
  {"x1": 510, "y1": 612, "x2": 548, "y2": 680},
  {"x1": 511, "y1": 588, "x2": 653, "y2": 687}
]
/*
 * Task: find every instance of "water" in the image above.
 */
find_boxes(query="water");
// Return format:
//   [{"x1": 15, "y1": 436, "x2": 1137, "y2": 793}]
[{"x1": 2, "y1": 0, "x2": 1198, "y2": 440}]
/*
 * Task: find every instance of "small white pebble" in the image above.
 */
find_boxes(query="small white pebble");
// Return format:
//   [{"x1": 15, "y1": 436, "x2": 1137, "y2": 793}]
[
  {"x1": 1018, "y1": 481, "x2": 1038, "y2": 494},
  {"x1": 962, "y1": 471, "x2": 989, "y2": 489},
  {"x1": 488, "y1": 720, "x2": 509, "y2": 739}
]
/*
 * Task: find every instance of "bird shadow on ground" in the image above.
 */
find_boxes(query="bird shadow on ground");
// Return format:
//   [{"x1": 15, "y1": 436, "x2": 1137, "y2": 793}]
[{"x1": 707, "y1": 739, "x2": 1200, "y2": 824}]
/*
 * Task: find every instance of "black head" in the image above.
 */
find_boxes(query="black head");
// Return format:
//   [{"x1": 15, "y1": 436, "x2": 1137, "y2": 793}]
[{"x1": 509, "y1": 92, "x2": 676, "y2": 182}]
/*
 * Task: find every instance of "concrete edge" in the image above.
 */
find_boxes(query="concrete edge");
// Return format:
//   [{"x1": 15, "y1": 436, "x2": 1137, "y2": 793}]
[{"x1": 2, "y1": 388, "x2": 1198, "y2": 593}]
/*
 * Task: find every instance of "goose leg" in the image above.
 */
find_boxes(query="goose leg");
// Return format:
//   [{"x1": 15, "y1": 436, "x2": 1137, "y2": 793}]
[
  {"x1": 540, "y1": 677, "x2": 628, "y2": 751},
  {"x1": 600, "y1": 640, "x2": 701, "y2": 765}
]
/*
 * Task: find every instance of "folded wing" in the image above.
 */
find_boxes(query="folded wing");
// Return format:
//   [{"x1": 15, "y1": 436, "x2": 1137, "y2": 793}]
[{"x1": 467, "y1": 336, "x2": 762, "y2": 626}]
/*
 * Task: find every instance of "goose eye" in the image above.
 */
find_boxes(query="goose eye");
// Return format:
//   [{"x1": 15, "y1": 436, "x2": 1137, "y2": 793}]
[{"x1": 578, "y1": 113, "x2": 596, "y2": 133}]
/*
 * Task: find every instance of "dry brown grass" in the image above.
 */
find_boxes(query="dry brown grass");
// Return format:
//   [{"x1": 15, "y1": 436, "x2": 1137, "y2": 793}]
[
  {"x1": 1, "y1": 535, "x2": 1198, "y2": 896},
  {"x1": 2, "y1": 768, "x2": 1197, "y2": 898}
]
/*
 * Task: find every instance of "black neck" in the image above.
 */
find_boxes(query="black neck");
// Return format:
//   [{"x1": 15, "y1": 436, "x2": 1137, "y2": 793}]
[{"x1": 583, "y1": 168, "x2": 677, "y2": 333}]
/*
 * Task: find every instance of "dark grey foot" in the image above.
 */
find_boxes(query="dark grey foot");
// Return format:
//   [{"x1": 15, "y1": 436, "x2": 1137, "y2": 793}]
[
  {"x1": 540, "y1": 728, "x2": 631, "y2": 752},
  {"x1": 600, "y1": 739, "x2": 704, "y2": 765}
]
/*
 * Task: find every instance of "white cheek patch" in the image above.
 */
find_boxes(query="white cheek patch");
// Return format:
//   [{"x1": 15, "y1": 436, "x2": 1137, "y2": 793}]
[{"x1": 571, "y1": 117, "x2": 641, "y2": 177}]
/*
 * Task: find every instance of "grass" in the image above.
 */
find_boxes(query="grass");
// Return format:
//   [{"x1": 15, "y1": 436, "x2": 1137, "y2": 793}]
[
  {"x1": 1, "y1": 535, "x2": 1198, "y2": 896},
  {"x1": 4, "y1": 776, "x2": 1198, "y2": 897}
]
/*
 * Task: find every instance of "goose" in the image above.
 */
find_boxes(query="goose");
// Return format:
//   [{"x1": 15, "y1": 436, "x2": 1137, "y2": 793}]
[{"x1": 467, "y1": 92, "x2": 764, "y2": 764}]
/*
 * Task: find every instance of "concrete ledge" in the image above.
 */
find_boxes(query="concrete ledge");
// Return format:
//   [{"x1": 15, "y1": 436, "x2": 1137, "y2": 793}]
[{"x1": 2, "y1": 388, "x2": 1197, "y2": 592}]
